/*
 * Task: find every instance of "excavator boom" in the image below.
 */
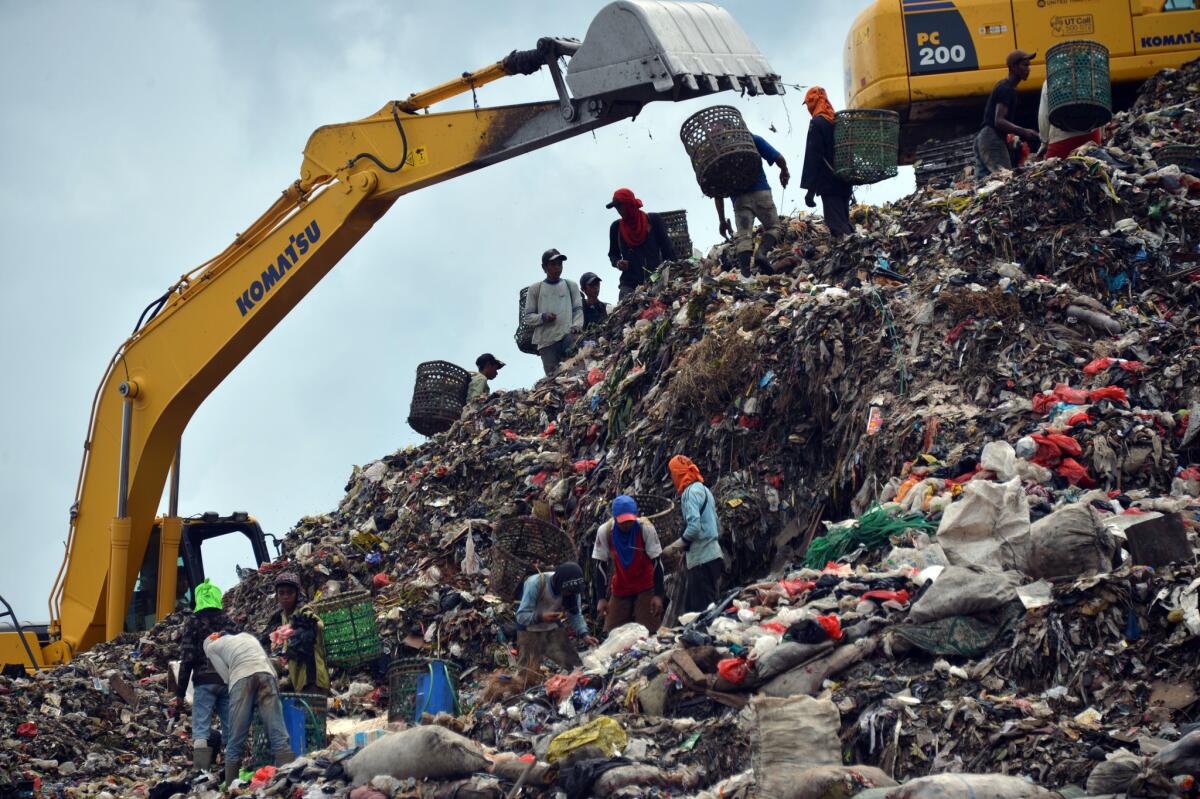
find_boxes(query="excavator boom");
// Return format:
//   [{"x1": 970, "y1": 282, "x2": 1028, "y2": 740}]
[{"x1": 0, "y1": 1, "x2": 780, "y2": 670}]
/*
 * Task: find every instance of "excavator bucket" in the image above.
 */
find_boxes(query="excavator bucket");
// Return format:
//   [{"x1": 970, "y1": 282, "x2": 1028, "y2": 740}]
[{"x1": 566, "y1": 0, "x2": 783, "y2": 102}]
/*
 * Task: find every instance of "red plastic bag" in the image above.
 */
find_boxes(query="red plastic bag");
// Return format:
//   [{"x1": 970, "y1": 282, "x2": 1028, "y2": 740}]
[
  {"x1": 1066, "y1": 412, "x2": 1093, "y2": 427},
  {"x1": 759, "y1": 621, "x2": 788, "y2": 635},
  {"x1": 250, "y1": 765, "x2": 276, "y2": 787},
  {"x1": 540, "y1": 422, "x2": 557, "y2": 437},
  {"x1": 371, "y1": 572, "x2": 391, "y2": 590},
  {"x1": 639, "y1": 300, "x2": 667, "y2": 321},
  {"x1": 780, "y1": 579, "x2": 816, "y2": 597},
  {"x1": 1087, "y1": 386, "x2": 1128, "y2": 404},
  {"x1": 545, "y1": 671, "x2": 584, "y2": 702},
  {"x1": 717, "y1": 657, "x2": 750, "y2": 685},
  {"x1": 573, "y1": 459, "x2": 599, "y2": 474},
  {"x1": 1082, "y1": 357, "x2": 1117, "y2": 375},
  {"x1": 15, "y1": 722, "x2": 36, "y2": 738},
  {"x1": 587, "y1": 368, "x2": 605, "y2": 386},
  {"x1": 1045, "y1": 433, "x2": 1082, "y2": 456},
  {"x1": 816, "y1": 614, "x2": 844, "y2": 641},
  {"x1": 1057, "y1": 457, "x2": 1095, "y2": 487},
  {"x1": 860, "y1": 589, "x2": 911, "y2": 605}
]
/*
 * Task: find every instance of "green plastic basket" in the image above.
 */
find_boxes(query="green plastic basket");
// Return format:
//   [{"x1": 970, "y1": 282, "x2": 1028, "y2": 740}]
[
  {"x1": 309, "y1": 590, "x2": 381, "y2": 668},
  {"x1": 249, "y1": 692, "x2": 327, "y2": 767},
  {"x1": 1046, "y1": 40, "x2": 1112, "y2": 132},
  {"x1": 387, "y1": 658, "x2": 462, "y2": 723},
  {"x1": 834, "y1": 109, "x2": 900, "y2": 185}
]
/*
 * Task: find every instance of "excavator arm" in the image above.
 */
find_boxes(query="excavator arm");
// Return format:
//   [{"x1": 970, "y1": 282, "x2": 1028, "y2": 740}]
[{"x1": 2, "y1": 0, "x2": 781, "y2": 669}]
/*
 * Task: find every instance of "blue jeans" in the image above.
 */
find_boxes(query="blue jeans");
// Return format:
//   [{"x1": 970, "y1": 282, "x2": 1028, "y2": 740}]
[
  {"x1": 226, "y1": 672, "x2": 291, "y2": 765},
  {"x1": 191, "y1": 683, "x2": 230, "y2": 746}
]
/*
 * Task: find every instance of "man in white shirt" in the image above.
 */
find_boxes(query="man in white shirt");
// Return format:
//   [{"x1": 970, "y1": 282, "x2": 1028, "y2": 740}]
[
  {"x1": 203, "y1": 631, "x2": 294, "y2": 785},
  {"x1": 522, "y1": 249, "x2": 584, "y2": 376}
]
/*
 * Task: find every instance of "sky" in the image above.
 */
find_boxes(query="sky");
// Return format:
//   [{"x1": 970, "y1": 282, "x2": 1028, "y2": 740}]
[{"x1": 0, "y1": 0, "x2": 913, "y2": 622}]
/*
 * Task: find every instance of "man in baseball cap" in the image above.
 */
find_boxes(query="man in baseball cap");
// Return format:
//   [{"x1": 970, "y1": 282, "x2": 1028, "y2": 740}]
[
  {"x1": 524, "y1": 249, "x2": 583, "y2": 376},
  {"x1": 976, "y1": 49, "x2": 1041, "y2": 178},
  {"x1": 468, "y1": 353, "x2": 505, "y2": 402},
  {"x1": 591, "y1": 495, "x2": 666, "y2": 633},
  {"x1": 579, "y1": 271, "x2": 608, "y2": 332}
]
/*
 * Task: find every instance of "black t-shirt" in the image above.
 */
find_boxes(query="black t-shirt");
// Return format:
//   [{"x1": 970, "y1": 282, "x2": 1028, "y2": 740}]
[
  {"x1": 608, "y1": 212, "x2": 672, "y2": 289},
  {"x1": 582, "y1": 299, "x2": 608, "y2": 330},
  {"x1": 981, "y1": 78, "x2": 1018, "y2": 130},
  {"x1": 800, "y1": 116, "x2": 851, "y2": 198}
]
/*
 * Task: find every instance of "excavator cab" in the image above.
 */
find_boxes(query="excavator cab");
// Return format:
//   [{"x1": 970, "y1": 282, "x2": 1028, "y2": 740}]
[{"x1": 125, "y1": 513, "x2": 271, "y2": 632}]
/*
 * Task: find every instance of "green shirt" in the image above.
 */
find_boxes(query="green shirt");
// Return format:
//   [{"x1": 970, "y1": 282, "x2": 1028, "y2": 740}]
[{"x1": 466, "y1": 372, "x2": 489, "y2": 402}]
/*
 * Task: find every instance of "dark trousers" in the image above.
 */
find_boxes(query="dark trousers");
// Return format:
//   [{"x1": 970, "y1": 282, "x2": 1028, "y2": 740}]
[
  {"x1": 821, "y1": 193, "x2": 853, "y2": 237},
  {"x1": 683, "y1": 559, "x2": 723, "y2": 614},
  {"x1": 604, "y1": 589, "x2": 662, "y2": 633}
]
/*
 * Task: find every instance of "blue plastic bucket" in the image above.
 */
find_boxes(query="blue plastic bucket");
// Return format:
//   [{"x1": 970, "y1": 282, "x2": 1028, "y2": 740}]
[
  {"x1": 412, "y1": 660, "x2": 460, "y2": 721},
  {"x1": 281, "y1": 696, "x2": 308, "y2": 755}
]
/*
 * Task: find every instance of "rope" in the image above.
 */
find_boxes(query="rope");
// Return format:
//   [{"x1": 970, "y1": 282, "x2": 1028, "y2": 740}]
[{"x1": 803, "y1": 504, "x2": 937, "y2": 568}]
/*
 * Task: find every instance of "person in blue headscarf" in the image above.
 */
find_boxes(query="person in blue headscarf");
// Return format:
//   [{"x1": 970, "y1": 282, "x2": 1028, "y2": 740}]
[{"x1": 591, "y1": 495, "x2": 667, "y2": 633}]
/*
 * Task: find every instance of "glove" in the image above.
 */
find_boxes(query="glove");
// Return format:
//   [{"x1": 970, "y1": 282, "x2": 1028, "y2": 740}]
[{"x1": 805, "y1": 191, "x2": 816, "y2": 208}]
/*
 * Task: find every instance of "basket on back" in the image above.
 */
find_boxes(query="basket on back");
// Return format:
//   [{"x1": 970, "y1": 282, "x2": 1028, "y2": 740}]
[
  {"x1": 627, "y1": 494, "x2": 681, "y2": 547},
  {"x1": 407, "y1": 360, "x2": 470, "y2": 437},
  {"x1": 680, "y1": 106, "x2": 762, "y2": 198},
  {"x1": 834, "y1": 109, "x2": 900, "y2": 185},
  {"x1": 489, "y1": 516, "x2": 575, "y2": 599},
  {"x1": 658, "y1": 210, "x2": 693, "y2": 260},
  {"x1": 1046, "y1": 40, "x2": 1112, "y2": 133},
  {"x1": 515, "y1": 287, "x2": 538, "y2": 355}
]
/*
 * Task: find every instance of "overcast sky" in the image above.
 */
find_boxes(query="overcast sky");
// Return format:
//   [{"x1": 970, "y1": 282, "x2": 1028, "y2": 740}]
[{"x1": 0, "y1": 1, "x2": 913, "y2": 622}]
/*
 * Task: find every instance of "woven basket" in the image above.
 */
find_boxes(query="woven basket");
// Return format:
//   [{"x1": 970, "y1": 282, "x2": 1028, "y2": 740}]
[
  {"x1": 387, "y1": 658, "x2": 462, "y2": 723},
  {"x1": 680, "y1": 106, "x2": 762, "y2": 198},
  {"x1": 1046, "y1": 40, "x2": 1112, "y2": 132},
  {"x1": 489, "y1": 516, "x2": 575, "y2": 599},
  {"x1": 249, "y1": 692, "x2": 327, "y2": 766},
  {"x1": 914, "y1": 134, "x2": 976, "y2": 189},
  {"x1": 628, "y1": 494, "x2": 681, "y2": 546},
  {"x1": 309, "y1": 590, "x2": 381, "y2": 668},
  {"x1": 834, "y1": 109, "x2": 900, "y2": 185},
  {"x1": 658, "y1": 210, "x2": 693, "y2": 260},
  {"x1": 407, "y1": 360, "x2": 470, "y2": 437},
  {"x1": 1156, "y1": 144, "x2": 1200, "y2": 172},
  {"x1": 515, "y1": 286, "x2": 538, "y2": 355}
]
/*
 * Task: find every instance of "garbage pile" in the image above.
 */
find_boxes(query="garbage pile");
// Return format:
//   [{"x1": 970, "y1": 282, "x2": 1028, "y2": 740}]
[{"x1": 4, "y1": 58, "x2": 1200, "y2": 799}]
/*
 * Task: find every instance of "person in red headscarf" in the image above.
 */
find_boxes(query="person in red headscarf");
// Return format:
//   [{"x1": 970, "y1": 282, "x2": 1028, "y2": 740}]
[
  {"x1": 606, "y1": 188, "x2": 674, "y2": 301},
  {"x1": 800, "y1": 87, "x2": 854, "y2": 238}
]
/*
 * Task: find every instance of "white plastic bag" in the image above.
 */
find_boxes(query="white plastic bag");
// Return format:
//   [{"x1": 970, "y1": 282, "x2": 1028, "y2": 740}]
[{"x1": 936, "y1": 479, "x2": 1031, "y2": 571}]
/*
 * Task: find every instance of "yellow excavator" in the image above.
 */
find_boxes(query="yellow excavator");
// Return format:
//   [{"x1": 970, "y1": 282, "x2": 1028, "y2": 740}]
[
  {"x1": 0, "y1": 1, "x2": 782, "y2": 671},
  {"x1": 844, "y1": 0, "x2": 1200, "y2": 178}
]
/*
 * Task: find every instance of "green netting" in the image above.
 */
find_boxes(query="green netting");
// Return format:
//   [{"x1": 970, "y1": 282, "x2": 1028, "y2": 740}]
[
  {"x1": 249, "y1": 692, "x2": 327, "y2": 768},
  {"x1": 310, "y1": 590, "x2": 381, "y2": 668},
  {"x1": 1046, "y1": 40, "x2": 1111, "y2": 132},
  {"x1": 834, "y1": 109, "x2": 899, "y2": 185},
  {"x1": 803, "y1": 504, "x2": 937, "y2": 568}
]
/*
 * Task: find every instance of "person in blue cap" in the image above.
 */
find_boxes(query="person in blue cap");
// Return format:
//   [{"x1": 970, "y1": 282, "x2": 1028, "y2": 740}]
[{"x1": 591, "y1": 495, "x2": 667, "y2": 633}]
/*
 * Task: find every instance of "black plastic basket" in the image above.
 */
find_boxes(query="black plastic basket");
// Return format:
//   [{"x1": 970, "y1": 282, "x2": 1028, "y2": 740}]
[
  {"x1": 680, "y1": 106, "x2": 762, "y2": 198},
  {"x1": 515, "y1": 286, "x2": 539, "y2": 355},
  {"x1": 658, "y1": 210, "x2": 693, "y2": 260},
  {"x1": 628, "y1": 494, "x2": 681, "y2": 547},
  {"x1": 407, "y1": 360, "x2": 470, "y2": 437},
  {"x1": 1156, "y1": 144, "x2": 1200, "y2": 172},
  {"x1": 834, "y1": 109, "x2": 900, "y2": 185},
  {"x1": 914, "y1": 134, "x2": 976, "y2": 189},
  {"x1": 490, "y1": 516, "x2": 576, "y2": 599},
  {"x1": 387, "y1": 658, "x2": 462, "y2": 723},
  {"x1": 1046, "y1": 40, "x2": 1112, "y2": 132},
  {"x1": 308, "y1": 590, "x2": 381, "y2": 668}
]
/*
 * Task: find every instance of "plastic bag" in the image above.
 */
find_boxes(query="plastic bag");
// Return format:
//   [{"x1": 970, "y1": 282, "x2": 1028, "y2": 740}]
[
  {"x1": 547, "y1": 716, "x2": 628, "y2": 764},
  {"x1": 887, "y1": 773, "x2": 1056, "y2": 799},
  {"x1": 936, "y1": 478, "x2": 1031, "y2": 571},
  {"x1": 751, "y1": 695, "x2": 841, "y2": 799},
  {"x1": 980, "y1": 441, "x2": 1017, "y2": 481},
  {"x1": 717, "y1": 657, "x2": 750, "y2": 685},
  {"x1": 1028, "y1": 504, "x2": 1116, "y2": 580},
  {"x1": 908, "y1": 566, "x2": 1020, "y2": 624},
  {"x1": 346, "y1": 726, "x2": 490, "y2": 785}
]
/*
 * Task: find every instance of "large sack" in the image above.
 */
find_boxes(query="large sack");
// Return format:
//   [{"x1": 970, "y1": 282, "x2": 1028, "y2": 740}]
[
  {"x1": 1028, "y1": 503, "x2": 1116, "y2": 580},
  {"x1": 751, "y1": 695, "x2": 841, "y2": 799},
  {"x1": 785, "y1": 765, "x2": 898, "y2": 799},
  {"x1": 346, "y1": 726, "x2": 490, "y2": 785},
  {"x1": 759, "y1": 639, "x2": 875, "y2": 698},
  {"x1": 908, "y1": 566, "x2": 1021, "y2": 624},
  {"x1": 1150, "y1": 729, "x2": 1200, "y2": 776},
  {"x1": 937, "y1": 479, "x2": 1031, "y2": 571},
  {"x1": 887, "y1": 774, "x2": 1055, "y2": 799},
  {"x1": 1085, "y1": 749, "x2": 1145, "y2": 795},
  {"x1": 753, "y1": 640, "x2": 835, "y2": 682}
]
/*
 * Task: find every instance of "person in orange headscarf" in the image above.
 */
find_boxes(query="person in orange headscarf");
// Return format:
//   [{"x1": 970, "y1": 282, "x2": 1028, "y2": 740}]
[
  {"x1": 668, "y1": 455, "x2": 725, "y2": 614},
  {"x1": 800, "y1": 87, "x2": 854, "y2": 238},
  {"x1": 606, "y1": 188, "x2": 673, "y2": 301}
]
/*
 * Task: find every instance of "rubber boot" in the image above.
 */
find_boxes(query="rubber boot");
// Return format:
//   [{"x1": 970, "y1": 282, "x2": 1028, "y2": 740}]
[
  {"x1": 736, "y1": 250, "x2": 753, "y2": 278},
  {"x1": 192, "y1": 744, "x2": 213, "y2": 771},
  {"x1": 273, "y1": 750, "x2": 296, "y2": 767},
  {"x1": 224, "y1": 760, "x2": 241, "y2": 788},
  {"x1": 754, "y1": 234, "x2": 778, "y2": 274}
]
